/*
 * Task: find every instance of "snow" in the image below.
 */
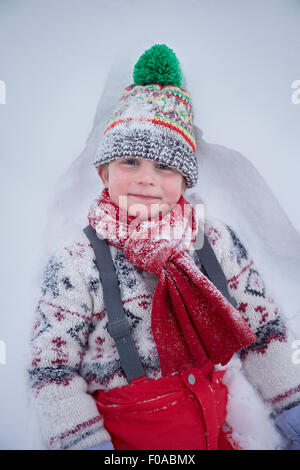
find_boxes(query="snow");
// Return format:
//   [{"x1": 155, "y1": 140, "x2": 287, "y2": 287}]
[
  {"x1": 218, "y1": 356, "x2": 287, "y2": 450},
  {"x1": 0, "y1": 0, "x2": 300, "y2": 450}
]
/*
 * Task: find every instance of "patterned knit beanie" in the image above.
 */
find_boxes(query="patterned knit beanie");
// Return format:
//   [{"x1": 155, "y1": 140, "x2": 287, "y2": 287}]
[{"x1": 93, "y1": 44, "x2": 198, "y2": 188}]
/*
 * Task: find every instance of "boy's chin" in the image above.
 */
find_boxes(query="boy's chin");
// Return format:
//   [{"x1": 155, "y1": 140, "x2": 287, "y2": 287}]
[{"x1": 128, "y1": 205, "x2": 170, "y2": 221}]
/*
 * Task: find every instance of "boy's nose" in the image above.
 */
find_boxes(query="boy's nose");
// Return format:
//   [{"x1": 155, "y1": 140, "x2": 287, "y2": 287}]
[{"x1": 136, "y1": 168, "x2": 156, "y2": 185}]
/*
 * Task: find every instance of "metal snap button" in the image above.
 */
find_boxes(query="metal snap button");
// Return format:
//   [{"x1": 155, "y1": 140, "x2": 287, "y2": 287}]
[{"x1": 187, "y1": 373, "x2": 196, "y2": 385}]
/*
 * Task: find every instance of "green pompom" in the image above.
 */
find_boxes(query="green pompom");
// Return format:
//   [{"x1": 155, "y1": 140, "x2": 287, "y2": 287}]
[{"x1": 133, "y1": 44, "x2": 182, "y2": 87}]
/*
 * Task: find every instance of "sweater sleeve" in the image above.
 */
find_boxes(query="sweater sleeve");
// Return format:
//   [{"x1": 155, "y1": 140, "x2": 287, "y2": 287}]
[
  {"x1": 206, "y1": 218, "x2": 300, "y2": 415},
  {"x1": 27, "y1": 241, "x2": 111, "y2": 450}
]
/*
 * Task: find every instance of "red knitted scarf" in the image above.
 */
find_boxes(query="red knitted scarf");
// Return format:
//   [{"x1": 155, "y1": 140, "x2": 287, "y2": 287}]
[{"x1": 88, "y1": 189, "x2": 256, "y2": 376}]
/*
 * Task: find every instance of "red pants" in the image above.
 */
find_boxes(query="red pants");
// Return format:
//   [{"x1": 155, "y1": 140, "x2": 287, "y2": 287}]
[{"x1": 93, "y1": 363, "x2": 239, "y2": 450}]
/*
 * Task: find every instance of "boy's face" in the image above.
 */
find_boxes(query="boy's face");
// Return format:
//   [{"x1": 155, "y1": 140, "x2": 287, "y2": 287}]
[{"x1": 97, "y1": 157, "x2": 187, "y2": 220}]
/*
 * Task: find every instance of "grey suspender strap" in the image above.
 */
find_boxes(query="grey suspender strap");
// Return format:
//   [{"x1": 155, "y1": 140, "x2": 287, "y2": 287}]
[
  {"x1": 83, "y1": 224, "x2": 146, "y2": 383},
  {"x1": 194, "y1": 227, "x2": 238, "y2": 308}
]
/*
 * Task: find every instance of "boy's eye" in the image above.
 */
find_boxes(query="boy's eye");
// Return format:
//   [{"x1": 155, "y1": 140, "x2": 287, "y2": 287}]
[
  {"x1": 121, "y1": 159, "x2": 170, "y2": 171},
  {"x1": 122, "y1": 159, "x2": 137, "y2": 165},
  {"x1": 157, "y1": 163, "x2": 170, "y2": 170}
]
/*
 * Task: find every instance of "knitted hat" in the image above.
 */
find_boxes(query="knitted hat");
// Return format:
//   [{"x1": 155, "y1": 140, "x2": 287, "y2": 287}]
[{"x1": 93, "y1": 44, "x2": 198, "y2": 188}]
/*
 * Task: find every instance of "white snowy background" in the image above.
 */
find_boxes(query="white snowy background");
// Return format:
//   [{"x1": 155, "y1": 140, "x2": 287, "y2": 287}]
[{"x1": 0, "y1": 0, "x2": 300, "y2": 450}]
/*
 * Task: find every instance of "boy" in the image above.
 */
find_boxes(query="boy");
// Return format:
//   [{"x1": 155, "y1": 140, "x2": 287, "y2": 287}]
[{"x1": 28, "y1": 44, "x2": 300, "y2": 450}]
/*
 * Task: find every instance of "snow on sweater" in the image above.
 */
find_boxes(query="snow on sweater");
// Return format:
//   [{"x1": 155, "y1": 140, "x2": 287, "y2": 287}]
[{"x1": 27, "y1": 216, "x2": 300, "y2": 450}]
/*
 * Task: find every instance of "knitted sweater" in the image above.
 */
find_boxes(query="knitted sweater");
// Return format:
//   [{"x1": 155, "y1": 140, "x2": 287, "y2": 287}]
[{"x1": 27, "y1": 216, "x2": 300, "y2": 450}]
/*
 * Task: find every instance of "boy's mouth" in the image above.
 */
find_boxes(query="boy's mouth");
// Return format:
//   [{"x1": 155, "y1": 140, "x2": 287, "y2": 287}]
[{"x1": 129, "y1": 193, "x2": 161, "y2": 200}]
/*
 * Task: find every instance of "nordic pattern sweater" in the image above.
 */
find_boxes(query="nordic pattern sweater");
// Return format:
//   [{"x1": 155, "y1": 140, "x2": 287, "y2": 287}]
[{"x1": 27, "y1": 217, "x2": 300, "y2": 450}]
